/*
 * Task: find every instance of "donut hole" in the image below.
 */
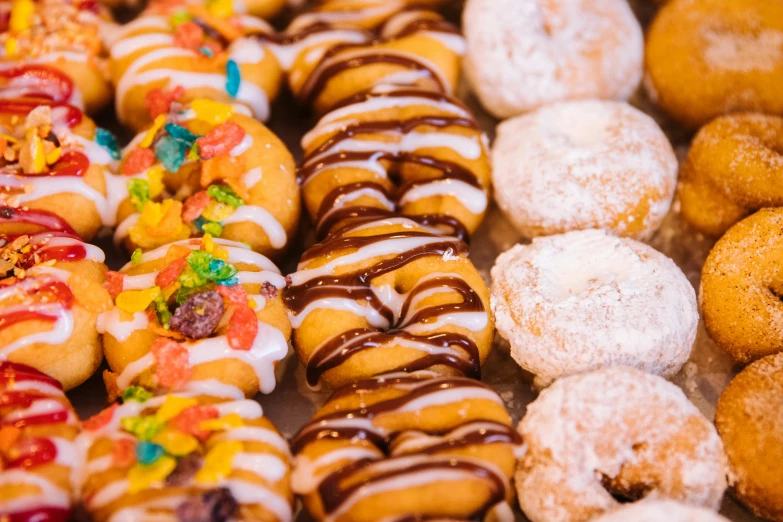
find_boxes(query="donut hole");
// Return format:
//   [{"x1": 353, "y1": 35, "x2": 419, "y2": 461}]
[{"x1": 600, "y1": 473, "x2": 652, "y2": 504}]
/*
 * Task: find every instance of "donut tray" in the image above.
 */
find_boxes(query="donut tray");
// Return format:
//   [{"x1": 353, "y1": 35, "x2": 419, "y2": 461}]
[{"x1": 61, "y1": 1, "x2": 762, "y2": 521}]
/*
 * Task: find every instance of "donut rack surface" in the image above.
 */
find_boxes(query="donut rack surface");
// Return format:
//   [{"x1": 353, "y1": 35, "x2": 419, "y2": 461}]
[{"x1": 60, "y1": 1, "x2": 762, "y2": 521}]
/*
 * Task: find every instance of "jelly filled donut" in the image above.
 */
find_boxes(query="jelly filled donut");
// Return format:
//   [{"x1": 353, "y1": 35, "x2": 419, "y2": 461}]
[
  {"x1": 0, "y1": 0, "x2": 112, "y2": 114},
  {"x1": 679, "y1": 113, "x2": 783, "y2": 236},
  {"x1": 646, "y1": 0, "x2": 783, "y2": 128},
  {"x1": 591, "y1": 500, "x2": 729, "y2": 522},
  {"x1": 284, "y1": 217, "x2": 494, "y2": 389},
  {"x1": 491, "y1": 230, "x2": 698, "y2": 388},
  {"x1": 517, "y1": 366, "x2": 727, "y2": 522},
  {"x1": 492, "y1": 100, "x2": 677, "y2": 240},
  {"x1": 291, "y1": 372, "x2": 523, "y2": 522},
  {"x1": 0, "y1": 231, "x2": 109, "y2": 390},
  {"x1": 0, "y1": 99, "x2": 122, "y2": 241},
  {"x1": 701, "y1": 208, "x2": 783, "y2": 364},
  {"x1": 100, "y1": 236, "x2": 291, "y2": 398},
  {"x1": 0, "y1": 362, "x2": 81, "y2": 522},
  {"x1": 109, "y1": 0, "x2": 284, "y2": 132},
  {"x1": 113, "y1": 98, "x2": 299, "y2": 258},
  {"x1": 715, "y1": 352, "x2": 783, "y2": 522},
  {"x1": 299, "y1": 85, "x2": 491, "y2": 240},
  {"x1": 80, "y1": 389, "x2": 293, "y2": 522},
  {"x1": 463, "y1": 0, "x2": 643, "y2": 119}
]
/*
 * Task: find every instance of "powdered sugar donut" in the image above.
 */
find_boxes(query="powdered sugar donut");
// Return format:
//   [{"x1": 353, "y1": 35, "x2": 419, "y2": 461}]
[
  {"x1": 516, "y1": 366, "x2": 728, "y2": 522},
  {"x1": 492, "y1": 100, "x2": 677, "y2": 240},
  {"x1": 592, "y1": 499, "x2": 728, "y2": 522},
  {"x1": 462, "y1": 0, "x2": 643, "y2": 119},
  {"x1": 490, "y1": 230, "x2": 698, "y2": 388}
]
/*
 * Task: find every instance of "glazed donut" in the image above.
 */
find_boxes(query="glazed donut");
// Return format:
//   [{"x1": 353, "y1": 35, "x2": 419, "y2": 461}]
[
  {"x1": 299, "y1": 85, "x2": 491, "y2": 239},
  {"x1": 679, "y1": 113, "x2": 783, "y2": 236},
  {"x1": 291, "y1": 372, "x2": 523, "y2": 522},
  {"x1": 700, "y1": 208, "x2": 783, "y2": 364},
  {"x1": 100, "y1": 236, "x2": 291, "y2": 399},
  {"x1": 492, "y1": 100, "x2": 677, "y2": 240},
  {"x1": 112, "y1": 98, "x2": 299, "y2": 258},
  {"x1": 646, "y1": 0, "x2": 783, "y2": 128},
  {"x1": 293, "y1": 0, "x2": 450, "y2": 30},
  {"x1": 0, "y1": 362, "x2": 81, "y2": 522},
  {"x1": 715, "y1": 352, "x2": 783, "y2": 522},
  {"x1": 80, "y1": 388, "x2": 293, "y2": 522},
  {"x1": 109, "y1": 1, "x2": 284, "y2": 132},
  {"x1": 0, "y1": 231, "x2": 109, "y2": 390},
  {"x1": 283, "y1": 217, "x2": 494, "y2": 389},
  {"x1": 0, "y1": 0, "x2": 112, "y2": 114},
  {"x1": 591, "y1": 500, "x2": 729, "y2": 522},
  {"x1": 462, "y1": 0, "x2": 643, "y2": 119},
  {"x1": 0, "y1": 99, "x2": 121, "y2": 241},
  {"x1": 490, "y1": 230, "x2": 698, "y2": 388},
  {"x1": 517, "y1": 366, "x2": 727, "y2": 522}
]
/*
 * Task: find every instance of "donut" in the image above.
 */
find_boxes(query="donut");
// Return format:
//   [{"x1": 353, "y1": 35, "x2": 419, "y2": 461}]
[
  {"x1": 289, "y1": 0, "x2": 450, "y2": 30},
  {"x1": 80, "y1": 388, "x2": 293, "y2": 522},
  {"x1": 715, "y1": 352, "x2": 783, "y2": 522},
  {"x1": 100, "y1": 236, "x2": 291, "y2": 399},
  {"x1": 462, "y1": 0, "x2": 643, "y2": 119},
  {"x1": 591, "y1": 500, "x2": 729, "y2": 522},
  {"x1": 146, "y1": 0, "x2": 288, "y2": 20},
  {"x1": 0, "y1": 99, "x2": 122, "y2": 241},
  {"x1": 490, "y1": 229, "x2": 698, "y2": 388},
  {"x1": 283, "y1": 216, "x2": 495, "y2": 389},
  {"x1": 700, "y1": 208, "x2": 783, "y2": 364},
  {"x1": 108, "y1": 1, "x2": 284, "y2": 132},
  {"x1": 112, "y1": 98, "x2": 299, "y2": 258},
  {"x1": 299, "y1": 85, "x2": 491, "y2": 240},
  {"x1": 0, "y1": 0, "x2": 113, "y2": 114},
  {"x1": 645, "y1": 0, "x2": 783, "y2": 128},
  {"x1": 0, "y1": 362, "x2": 81, "y2": 522},
  {"x1": 291, "y1": 372, "x2": 523, "y2": 521},
  {"x1": 517, "y1": 366, "x2": 727, "y2": 522},
  {"x1": 679, "y1": 113, "x2": 783, "y2": 236},
  {"x1": 0, "y1": 231, "x2": 109, "y2": 390},
  {"x1": 491, "y1": 100, "x2": 677, "y2": 240}
]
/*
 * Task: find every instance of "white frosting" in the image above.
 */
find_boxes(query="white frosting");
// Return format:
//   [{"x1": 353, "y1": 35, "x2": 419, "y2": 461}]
[{"x1": 592, "y1": 500, "x2": 729, "y2": 522}]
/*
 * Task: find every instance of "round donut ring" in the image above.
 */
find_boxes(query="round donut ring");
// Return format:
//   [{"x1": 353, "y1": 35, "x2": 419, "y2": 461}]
[
  {"x1": 701, "y1": 208, "x2": 783, "y2": 364},
  {"x1": 0, "y1": 232, "x2": 109, "y2": 390},
  {"x1": 291, "y1": 373, "x2": 523, "y2": 522},
  {"x1": 516, "y1": 366, "x2": 727, "y2": 522},
  {"x1": 592, "y1": 500, "x2": 729, "y2": 522},
  {"x1": 283, "y1": 217, "x2": 495, "y2": 389},
  {"x1": 679, "y1": 113, "x2": 783, "y2": 236},
  {"x1": 716, "y1": 352, "x2": 783, "y2": 522}
]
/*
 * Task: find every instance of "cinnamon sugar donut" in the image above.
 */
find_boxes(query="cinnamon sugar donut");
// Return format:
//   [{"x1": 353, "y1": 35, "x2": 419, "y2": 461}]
[
  {"x1": 679, "y1": 113, "x2": 783, "y2": 236},
  {"x1": 492, "y1": 100, "x2": 677, "y2": 240},
  {"x1": 463, "y1": 0, "x2": 643, "y2": 119},
  {"x1": 715, "y1": 352, "x2": 783, "y2": 522},
  {"x1": 592, "y1": 500, "x2": 729, "y2": 522},
  {"x1": 645, "y1": 0, "x2": 783, "y2": 128},
  {"x1": 291, "y1": 372, "x2": 523, "y2": 522},
  {"x1": 516, "y1": 366, "x2": 728, "y2": 522},
  {"x1": 283, "y1": 217, "x2": 494, "y2": 389},
  {"x1": 491, "y1": 230, "x2": 698, "y2": 388},
  {"x1": 700, "y1": 208, "x2": 783, "y2": 364}
]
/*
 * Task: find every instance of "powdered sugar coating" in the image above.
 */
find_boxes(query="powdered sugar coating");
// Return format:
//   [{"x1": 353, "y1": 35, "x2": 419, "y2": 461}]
[
  {"x1": 462, "y1": 0, "x2": 643, "y2": 119},
  {"x1": 490, "y1": 230, "x2": 698, "y2": 388},
  {"x1": 516, "y1": 367, "x2": 728, "y2": 522},
  {"x1": 592, "y1": 499, "x2": 729, "y2": 522},
  {"x1": 491, "y1": 100, "x2": 677, "y2": 240}
]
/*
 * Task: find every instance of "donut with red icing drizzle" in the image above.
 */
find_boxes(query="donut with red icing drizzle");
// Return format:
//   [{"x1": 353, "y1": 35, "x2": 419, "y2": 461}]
[
  {"x1": 0, "y1": 361, "x2": 81, "y2": 522},
  {"x1": 291, "y1": 372, "x2": 523, "y2": 522}
]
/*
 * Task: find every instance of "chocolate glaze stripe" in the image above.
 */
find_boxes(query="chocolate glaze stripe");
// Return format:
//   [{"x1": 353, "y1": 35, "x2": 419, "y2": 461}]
[
  {"x1": 325, "y1": 86, "x2": 473, "y2": 117},
  {"x1": 317, "y1": 206, "x2": 469, "y2": 241}
]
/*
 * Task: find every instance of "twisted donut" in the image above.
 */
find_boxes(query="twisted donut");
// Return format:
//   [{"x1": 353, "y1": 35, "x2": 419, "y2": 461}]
[
  {"x1": 701, "y1": 208, "x2": 783, "y2": 364},
  {"x1": 283, "y1": 217, "x2": 494, "y2": 389},
  {"x1": 299, "y1": 85, "x2": 491, "y2": 239},
  {"x1": 100, "y1": 237, "x2": 291, "y2": 399},
  {"x1": 0, "y1": 231, "x2": 109, "y2": 390},
  {"x1": 679, "y1": 113, "x2": 783, "y2": 236},
  {"x1": 0, "y1": 362, "x2": 81, "y2": 522},
  {"x1": 291, "y1": 372, "x2": 523, "y2": 522},
  {"x1": 0, "y1": 99, "x2": 121, "y2": 241},
  {"x1": 112, "y1": 98, "x2": 299, "y2": 258},
  {"x1": 516, "y1": 366, "x2": 727, "y2": 522},
  {"x1": 80, "y1": 389, "x2": 293, "y2": 522}
]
